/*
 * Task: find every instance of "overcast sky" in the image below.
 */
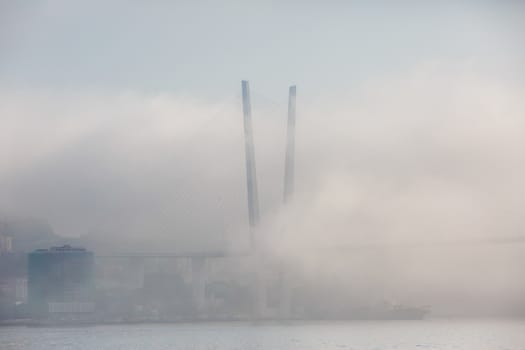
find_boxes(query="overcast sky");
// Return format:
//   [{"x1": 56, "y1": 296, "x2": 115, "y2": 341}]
[{"x1": 1, "y1": 1, "x2": 524, "y2": 98}]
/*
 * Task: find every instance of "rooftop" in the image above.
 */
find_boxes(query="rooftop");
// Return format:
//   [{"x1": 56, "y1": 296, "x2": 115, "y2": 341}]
[{"x1": 33, "y1": 245, "x2": 88, "y2": 253}]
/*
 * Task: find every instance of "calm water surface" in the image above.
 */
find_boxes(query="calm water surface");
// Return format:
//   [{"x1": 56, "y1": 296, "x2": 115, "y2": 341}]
[{"x1": 1, "y1": 320, "x2": 524, "y2": 350}]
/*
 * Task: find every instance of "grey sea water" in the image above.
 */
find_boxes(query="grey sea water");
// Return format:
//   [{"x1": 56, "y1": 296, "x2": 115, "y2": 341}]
[{"x1": 1, "y1": 320, "x2": 524, "y2": 350}]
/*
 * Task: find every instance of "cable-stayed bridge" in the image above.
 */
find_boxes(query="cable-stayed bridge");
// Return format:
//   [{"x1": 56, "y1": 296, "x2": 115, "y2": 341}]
[{"x1": 93, "y1": 81, "x2": 525, "y2": 320}]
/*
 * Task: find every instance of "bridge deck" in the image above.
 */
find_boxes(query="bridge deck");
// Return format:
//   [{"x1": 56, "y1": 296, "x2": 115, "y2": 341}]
[{"x1": 96, "y1": 251, "x2": 252, "y2": 259}]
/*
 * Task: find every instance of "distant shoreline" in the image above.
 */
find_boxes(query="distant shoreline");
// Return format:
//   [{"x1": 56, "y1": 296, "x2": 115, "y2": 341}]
[
  {"x1": 1, "y1": 317, "x2": 426, "y2": 328},
  {"x1": 4, "y1": 315, "x2": 525, "y2": 328}
]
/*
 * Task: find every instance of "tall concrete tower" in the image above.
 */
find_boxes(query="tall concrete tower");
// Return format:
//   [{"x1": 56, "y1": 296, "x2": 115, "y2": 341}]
[
  {"x1": 241, "y1": 80, "x2": 265, "y2": 318},
  {"x1": 241, "y1": 80, "x2": 260, "y2": 249},
  {"x1": 279, "y1": 85, "x2": 296, "y2": 318},
  {"x1": 283, "y1": 85, "x2": 297, "y2": 203}
]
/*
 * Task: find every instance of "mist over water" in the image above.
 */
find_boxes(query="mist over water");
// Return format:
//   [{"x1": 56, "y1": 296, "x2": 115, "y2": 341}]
[
  {"x1": 3, "y1": 4, "x2": 525, "y2": 350},
  {"x1": 1, "y1": 63, "x2": 525, "y2": 317}
]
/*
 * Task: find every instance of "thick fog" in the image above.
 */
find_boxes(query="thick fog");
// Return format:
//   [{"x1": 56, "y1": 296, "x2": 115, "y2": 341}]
[
  {"x1": 2, "y1": 63, "x2": 525, "y2": 315},
  {"x1": 2, "y1": 0, "x2": 525, "y2": 317}
]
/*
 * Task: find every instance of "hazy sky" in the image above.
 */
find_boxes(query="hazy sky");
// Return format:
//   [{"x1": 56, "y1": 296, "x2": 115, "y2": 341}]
[
  {"x1": 1, "y1": 1, "x2": 524, "y2": 98},
  {"x1": 2, "y1": 1, "x2": 525, "y2": 315}
]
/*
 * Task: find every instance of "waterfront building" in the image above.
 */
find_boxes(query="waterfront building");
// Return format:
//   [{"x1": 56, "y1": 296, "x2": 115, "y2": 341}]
[{"x1": 28, "y1": 245, "x2": 95, "y2": 319}]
